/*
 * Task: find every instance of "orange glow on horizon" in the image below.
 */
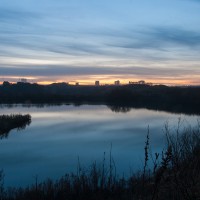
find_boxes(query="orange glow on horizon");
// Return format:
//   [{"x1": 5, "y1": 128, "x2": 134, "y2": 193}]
[
  {"x1": 37, "y1": 81, "x2": 55, "y2": 85},
  {"x1": 1, "y1": 75, "x2": 199, "y2": 86},
  {"x1": 34, "y1": 78, "x2": 197, "y2": 86}
]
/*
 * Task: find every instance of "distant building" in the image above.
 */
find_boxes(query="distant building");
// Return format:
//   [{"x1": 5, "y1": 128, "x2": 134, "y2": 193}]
[
  {"x1": 76, "y1": 82, "x2": 79, "y2": 86},
  {"x1": 114, "y1": 80, "x2": 120, "y2": 85},
  {"x1": 20, "y1": 78, "x2": 27, "y2": 83},
  {"x1": 95, "y1": 81, "x2": 100, "y2": 86},
  {"x1": 147, "y1": 82, "x2": 153, "y2": 86},
  {"x1": 129, "y1": 81, "x2": 138, "y2": 85},
  {"x1": 129, "y1": 80, "x2": 152, "y2": 86},
  {"x1": 138, "y1": 80, "x2": 145, "y2": 84}
]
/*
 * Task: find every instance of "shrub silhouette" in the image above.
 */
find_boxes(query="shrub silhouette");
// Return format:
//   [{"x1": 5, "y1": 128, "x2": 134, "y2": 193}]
[{"x1": 0, "y1": 114, "x2": 31, "y2": 139}]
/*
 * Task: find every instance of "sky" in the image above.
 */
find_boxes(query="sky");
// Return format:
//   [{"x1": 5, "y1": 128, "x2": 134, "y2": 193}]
[{"x1": 0, "y1": 0, "x2": 200, "y2": 85}]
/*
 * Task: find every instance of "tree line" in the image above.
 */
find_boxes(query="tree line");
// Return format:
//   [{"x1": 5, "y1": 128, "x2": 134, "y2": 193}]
[{"x1": 1, "y1": 82, "x2": 200, "y2": 115}]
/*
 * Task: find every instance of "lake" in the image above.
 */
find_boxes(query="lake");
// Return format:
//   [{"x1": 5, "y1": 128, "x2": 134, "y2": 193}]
[{"x1": 0, "y1": 104, "x2": 199, "y2": 187}]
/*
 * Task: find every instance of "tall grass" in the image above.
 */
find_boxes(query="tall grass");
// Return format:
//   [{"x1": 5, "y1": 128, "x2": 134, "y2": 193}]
[{"x1": 0, "y1": 121, "x2": 200, "y2": 200}]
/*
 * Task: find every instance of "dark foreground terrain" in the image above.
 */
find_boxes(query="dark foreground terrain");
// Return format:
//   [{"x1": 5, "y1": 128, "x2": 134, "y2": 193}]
[
  {"x1": 0, "y1": 122, "x2": 200, "y2": 200},
  {"x1": 1, "y1": 82, "x2": 200, "y2": 115}
]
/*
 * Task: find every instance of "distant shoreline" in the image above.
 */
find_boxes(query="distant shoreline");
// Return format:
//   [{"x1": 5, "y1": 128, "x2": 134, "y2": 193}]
[{"x1": 1, "y1": 82, "x2": 200, "y2": 115}]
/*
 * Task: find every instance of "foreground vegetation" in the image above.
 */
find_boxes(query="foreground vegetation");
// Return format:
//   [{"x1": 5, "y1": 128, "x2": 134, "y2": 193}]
[
  {"x1": 0, "y1": 122, "x2": 200, "y2": 199},
  {"x1": 0, "y1": 114, "x2": 31, "y2": 139}
]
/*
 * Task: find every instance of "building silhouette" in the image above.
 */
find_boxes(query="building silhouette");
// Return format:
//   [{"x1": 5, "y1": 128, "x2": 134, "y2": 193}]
[
  {"x1": 20, "y1": 78, "x2": 27, "y2": 83},
  {"x1": 114, "y1": 80, "x2": 120, "y2": 85},
  {"x1": 138, "y1": 80, "x2": 145, "y2": 84},
  {"x1": 95, "y1": 81, "x2": 100, "y2": 86}
]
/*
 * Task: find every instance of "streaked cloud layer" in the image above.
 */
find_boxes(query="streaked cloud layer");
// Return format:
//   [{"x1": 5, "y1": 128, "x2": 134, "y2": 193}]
[{"x1": 0, "y1": 0, "x2": 200, "y2": 85}]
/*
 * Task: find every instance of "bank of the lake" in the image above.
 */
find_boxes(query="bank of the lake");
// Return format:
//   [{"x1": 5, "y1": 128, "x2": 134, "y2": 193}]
[{"x1": 1, "y1": 83, "x2": 200, "y2": 115}]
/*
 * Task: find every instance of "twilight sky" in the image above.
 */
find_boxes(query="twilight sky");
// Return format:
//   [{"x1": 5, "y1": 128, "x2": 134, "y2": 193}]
[{"x1": 0, "y1": 0, "x2": 200, "y2": 85}]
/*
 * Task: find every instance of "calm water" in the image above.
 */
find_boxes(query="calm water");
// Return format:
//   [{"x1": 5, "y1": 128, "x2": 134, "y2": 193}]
[{"x1": 0, "y1": 104, "x2": 198, "y2": 187}]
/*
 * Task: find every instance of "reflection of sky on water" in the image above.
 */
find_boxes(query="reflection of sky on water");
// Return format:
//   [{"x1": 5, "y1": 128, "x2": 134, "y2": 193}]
[{"x1": 0, "y1": 105, "x2": 198, "y2": 187}]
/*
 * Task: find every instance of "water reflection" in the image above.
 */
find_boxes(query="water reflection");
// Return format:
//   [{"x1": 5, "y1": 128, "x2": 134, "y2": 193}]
[
  {"x1": 1, "y1": 103, "x2": 200, "y2": 115},
  {"x1": 0, "y1": 114, "x2": 31, "y2": 139},
  {"x1": 0, "y1": 105, "x2": 198, "y2": 187},
  {"x1": 107, "y1": 105, "x2": 131, "y2": 113}
]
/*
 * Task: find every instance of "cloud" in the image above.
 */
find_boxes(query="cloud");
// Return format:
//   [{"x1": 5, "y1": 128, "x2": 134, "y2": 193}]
[
  {"x1": 0, "y1": 1, "x2": 200, "y2": 62},
  {"x1": 106, "y1": 26, "x2": 200, "y2": 50},
  {"x1": 152, "y1": 27, "x2": 200, "y2": 47},
  {"x1": 188, "y1": 0, "x2": 200, "y2": 2},
  {"x1": 0, "y1": 7, "x2": 41, "y2": 23},
  {"x1": 1, "y1": 64, "x2": 199, "y2": 85},
  {"x1": 2, "y1": 25, "x2": 200, "y2": 65},
  {"x1": 0, "y1": 64, "x2": 197, "y2": 77},
  {"x1": 0, "y1": 0, "x2": 200, "y2": 85}
]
